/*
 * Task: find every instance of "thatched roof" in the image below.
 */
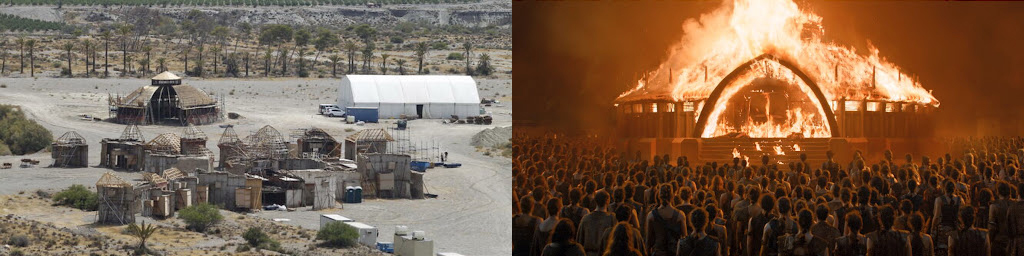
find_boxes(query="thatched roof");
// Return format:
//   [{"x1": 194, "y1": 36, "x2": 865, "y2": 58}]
[
  {"x1": 152, "y1": 71, "x2": 181, "y2": 81},
  {"x1": 120, "y1": 84, "x2": 216, "y2": 108}
]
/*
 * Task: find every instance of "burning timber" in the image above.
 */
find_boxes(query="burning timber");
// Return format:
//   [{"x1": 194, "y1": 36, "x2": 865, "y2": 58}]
[{"x1": 613, "y1": 0, "x2": 939, "y2": 166}]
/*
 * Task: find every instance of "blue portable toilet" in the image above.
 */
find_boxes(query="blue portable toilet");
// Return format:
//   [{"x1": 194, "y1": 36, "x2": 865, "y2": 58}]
[
  {"x1": 354, "y1": 186, "x2": 363, "y2": 203},
  {"x1": 345, "y1": 186, "x2": 356, "y2": 203}
]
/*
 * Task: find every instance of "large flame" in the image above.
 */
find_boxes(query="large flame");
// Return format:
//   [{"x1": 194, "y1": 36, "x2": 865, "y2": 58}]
[{"x1": 617, "y1": 0, "x2": 938, "y2": 138}]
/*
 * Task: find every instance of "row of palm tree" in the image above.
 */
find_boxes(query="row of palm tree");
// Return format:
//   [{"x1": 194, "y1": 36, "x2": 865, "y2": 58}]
[{"x1": 1, "y1": 24, "x2": 487, "y2": 78}]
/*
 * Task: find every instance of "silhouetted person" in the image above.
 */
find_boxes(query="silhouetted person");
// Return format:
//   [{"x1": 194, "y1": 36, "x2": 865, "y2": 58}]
[
  {"x1": 948, "y1": 207, "x2": 990, "y2": 256},
  {"x1": 542, "y1": 219, "x2": 586, "y2": 256},
  {"x1": 933, "y1": 181, "x2": 962, "y2": 256},
  {"x1": 748, "y1": 194, "x2": 777, "y2": 256},
  {"x1": 647, "y1": 184, "x2": 687, "y2": 256},
  {"x1": 866, "y1": 206, "x2": 910, "y2": 256},
  {"x1": 907, "y1": 212, "x2": 934, "y2": 256},
  {"x1": 534, "y1": 198, "x2": 564, "y2": 256},
  {"x1": 578, "y1": 191, "x2": 616, "y2": 256},
  {"x1": 678, "y1": 208, "x2": 721, "y2": 256},
  {"x1": 516, "y1": 196, "x2": 543, "y2": 256},
  {"x1": 834, "y1": 212, "x2": 867, "y2": 256},
  {"x1": 706, "y1": 204, "x2": 729, "y2": 254},
  {"x1": 812, "y1": 204, "x2": 842, "y2": 250},
  {"x1": 603, "y1": 222, "x2": 643, "y2": 256},
  {"x1": 989, "y1": 182, "x2": 1012, "y2": 256},
  {"x1": 779, "y1": 209, "x2": 829, "y2": 256}
]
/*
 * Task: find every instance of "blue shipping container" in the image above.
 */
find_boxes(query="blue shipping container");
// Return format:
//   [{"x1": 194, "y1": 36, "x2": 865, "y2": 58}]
[{"x1": 347, "y1": 107, "x2": 379, "y2": 123}]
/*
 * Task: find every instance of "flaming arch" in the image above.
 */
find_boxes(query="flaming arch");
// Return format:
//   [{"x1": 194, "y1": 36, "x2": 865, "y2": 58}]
[{"x1": 694, "y1": 53, "x2": 840, "y2": 138}]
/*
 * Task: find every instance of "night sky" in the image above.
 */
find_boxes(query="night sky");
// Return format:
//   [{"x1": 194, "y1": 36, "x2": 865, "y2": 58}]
[{"x1": 514, "y1": 1, "x2": 1024, "y2": 137}]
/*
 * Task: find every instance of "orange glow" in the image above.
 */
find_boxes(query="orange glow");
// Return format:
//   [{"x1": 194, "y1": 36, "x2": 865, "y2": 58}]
[
  {"x1": 755, "y1": 142, "x2": 762, "y2": 151},
  {"x1": 616, "y1": 0, "x2": 939, "y2": 138},
  {"x1": 732, "y1": 147, "x2": 741, "y2": 158},
  {"x1": 793, "y1": 143, "x2": 801, "y2": 151},
  {"x1": 773, "y1": 145, "x2": 785, "y2": 155}
]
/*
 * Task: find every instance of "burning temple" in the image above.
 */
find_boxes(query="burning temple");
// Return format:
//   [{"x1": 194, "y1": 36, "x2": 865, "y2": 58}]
[
  {"x1": 614, "y1": 0, "x2": 939, "y2": 165},
  {"x1": 109, "y1": 72, "x2": 221, "y2": 125}
]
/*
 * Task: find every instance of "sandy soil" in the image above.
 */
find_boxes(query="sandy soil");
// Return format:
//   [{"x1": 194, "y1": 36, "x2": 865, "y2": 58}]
[{"x1": 0, "y1": 76, "x2": 512, "y2": 255}]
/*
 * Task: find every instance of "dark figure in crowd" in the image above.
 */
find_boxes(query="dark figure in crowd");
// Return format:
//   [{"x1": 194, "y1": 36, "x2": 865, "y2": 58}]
[
  {"x1": 989, "y1": 182, "x2": 1013, "y2": 256},
  {"x1": 647, "y1": 184, "x2": 687, "y2": 256},
  {"x1": 866, "y1": 206, "x2": 911, "y2": 256},
  {"x1": 604, "y1": 223, "x2": 644, "y2": 256},
  {"x1": 542, "y1": 219, "x2": 587, "y2": 256},
  {"x1": 812, "y1": 204, "x2": 842, "y2": 250},
  {"x1": 779, "y1": 209, "x2": 830, "y2": 256},
  {"x1": 516, "y1": 196, "x2": 543, "y2": 256},
  {"x1": 578, "y1": 191, "x2": 616, "y2": 256},
  {"x1": 678, "y1": 208, "x2": 721, "y2": 256},
  {"x1": 749, "y1": 194, "x2": 778, "y2": 256},
  {"x1": 933, "y1": 181, "x2": 963, "y2": 256},
  {"x1": 534, "y1": 198, "x2": 564, "y2": 256},
  {"x1": 908, "y1": 213, "x2": 934, "y2": 256},
  {"x1": 834, "y1": 212, "x2": 867, "y2": 256},
  {"x1": 948, "y1": 207, "x2": 990, "y2": 256}
]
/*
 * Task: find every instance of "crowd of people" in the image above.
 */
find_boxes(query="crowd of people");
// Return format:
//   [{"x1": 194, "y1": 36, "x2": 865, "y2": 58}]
[{"x1": 513, "y1": 135, "x2": 1024, "y2": 256}]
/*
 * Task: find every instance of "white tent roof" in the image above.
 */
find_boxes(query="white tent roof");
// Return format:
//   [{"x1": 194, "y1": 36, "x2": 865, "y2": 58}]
[{"x1": 344, "y1": 75, "x2": 480, "y2": 104}]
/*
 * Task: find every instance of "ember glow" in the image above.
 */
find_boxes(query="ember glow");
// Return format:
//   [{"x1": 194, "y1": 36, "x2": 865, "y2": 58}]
[
  {"x1": 773, "y1": 145, "x2": 785, "y2": 155},
  {"x1": 617, "y1": 0, "x2": 939, "y2": 138},
  {"x1": 793, "y1": 143, "x2": 801, "y2": 151}
]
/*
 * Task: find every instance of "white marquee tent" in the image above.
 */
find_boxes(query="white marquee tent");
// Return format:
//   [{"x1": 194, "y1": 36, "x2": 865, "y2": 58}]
[{"x1": 338, "y1": 75, "x2": 481, "y2": 119}]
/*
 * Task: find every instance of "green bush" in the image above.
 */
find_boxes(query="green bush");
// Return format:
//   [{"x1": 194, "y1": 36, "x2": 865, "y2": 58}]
[
  {"x1": 0, "y1": 105, "x2": 53, "y2": 155},
  {"x1": 243, "y1": 227, "x2": 283, "y2": 252},
  {"x1": 446, "y1": 52, "x2": 464, "y2": 60},
  {"x1": 10, "y1": 249, "x2": 24, "y2": 256},
  {"x1": 178, "y1": 203, "x2": 223, "y2": 232},
  {"x1": 236, "y1": 244, "x2": 251, "y2": 252},
  {"x1": 52, "y1": 184, "x2": 98, "y2": 211},
  {"x1": 7, "y1": 235, "x2": 29, "y2": 247},
  {"x1": 316, "y1": 221, "x2": 359, "y2": 248}
]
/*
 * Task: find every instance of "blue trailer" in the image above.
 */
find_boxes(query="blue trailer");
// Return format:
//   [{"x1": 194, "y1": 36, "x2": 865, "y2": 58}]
[{"x1": 346, "y1": 107, "x2": 379, "y2": 123}]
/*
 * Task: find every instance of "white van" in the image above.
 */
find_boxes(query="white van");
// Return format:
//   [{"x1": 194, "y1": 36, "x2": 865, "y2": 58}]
[{"x1": 319, "y1": 104, "x2": 340, "y2": 115}]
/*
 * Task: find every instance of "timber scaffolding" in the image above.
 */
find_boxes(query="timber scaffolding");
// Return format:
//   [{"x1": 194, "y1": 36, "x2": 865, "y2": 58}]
[
  {"x1": 51, "y1": 131, "x2": 88, "y2": 168},
  {"x1": 108, "y1": 71, "x2": 221, "y2": 126},
  {"x1": 181, "y1": 124, "x2": 214, "y2": 157},
  {"x1": 217, "y1": 125, "x2": 290, "y2": 172},
  {"x1": 292, "y1": 127, "x2": 341, "y2": 160},
  {"x1": 96, "y1": 172, "x2": 135, "y2": 225}
]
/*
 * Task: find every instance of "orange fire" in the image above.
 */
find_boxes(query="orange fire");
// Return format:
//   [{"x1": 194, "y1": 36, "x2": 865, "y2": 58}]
[
  {"x1": 793, "y1": 143, "x2": 801, "y2": 151},
  {"x1": 773, "y1": 145, "x2": 785, "y2": 155},
  {"x1": 617, "y1": 0, "x2": 938, "y2": 138},
  {"x1": 755, "y1": 142, "x2": 762, "y2": 151},
  {"x1": 732, "y1": 147, "x2": 741, "y2": 159}
]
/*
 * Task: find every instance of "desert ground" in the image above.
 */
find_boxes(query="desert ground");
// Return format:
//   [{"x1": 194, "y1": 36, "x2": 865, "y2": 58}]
[{"x1": 0, "y1": 76, "x2": 512, "y2": 255}]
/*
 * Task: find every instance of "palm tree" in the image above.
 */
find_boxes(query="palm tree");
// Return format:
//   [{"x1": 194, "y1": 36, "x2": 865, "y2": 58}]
[
  {"x1": 328, "y1": 54, "x2": 340, "y2": 77},
  {"x1": 361, "y1": 42, "x2": 374, "y2": 74},
  {"x1": 15, "y1": 37, "x2": 24, "y2": 74},
  {"x1": 118, "y1": 24, "x2": 133, "y2": 76},
  {"x1": 81, "y1": 39, "x2": 94, "y2": 77},
  {"x1": 142, "y1": 45, "x2": 152, "y2": 75},
  {"x1": 126, "y1": 221, "x2": 157, "y2": 255},
  {"x1": 101, "y1": 31, "x2": 112, "y2": 77},
  {"x1": 463, "y1": 42, "x2": 472, "y2": 75},
  {"x1": 62, "y1": 41, "x2": 75, "y2": 77},
  {"x1": 210, "y1": 46, "x2": 220, "y2": 76},
  {"x1": 26, "y1": 39, "x2": 35, "y2": 77},
  {"x1": 157, "y1": 57, "x2": 166, "y2": 72},
  {"x1": 344, "y1": 41, "x2": 357, "y2": 74},
  {"x1": 395, "y1": 58, "x2": 406, "y2": 75},
  {"x1": 379, "y1": 53, "x2": 389, "y2": 75},
  {"x1": 415, "y1": 42, "x2": 428, "y2": 74}
]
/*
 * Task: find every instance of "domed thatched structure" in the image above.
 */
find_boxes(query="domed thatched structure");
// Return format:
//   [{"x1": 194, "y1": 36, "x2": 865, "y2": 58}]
[{"x1": 109, "y1": 72, "x2": 221, "y2": 125}]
